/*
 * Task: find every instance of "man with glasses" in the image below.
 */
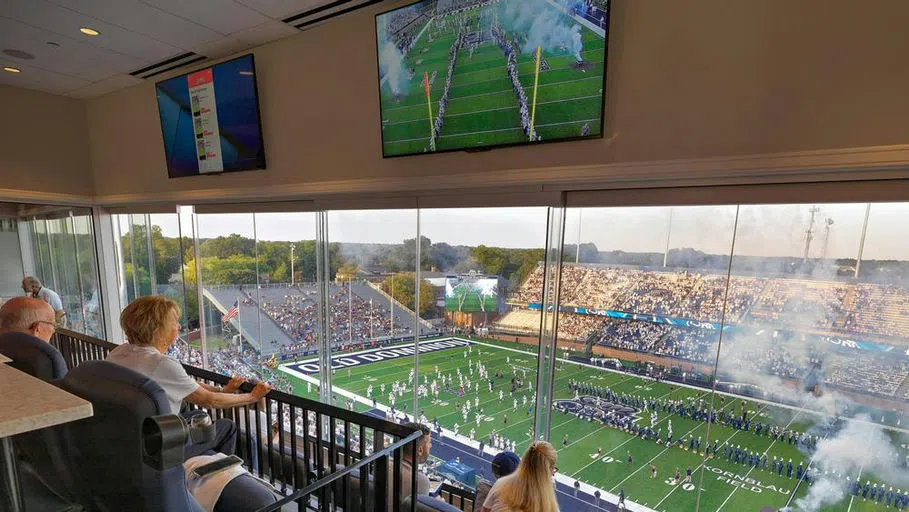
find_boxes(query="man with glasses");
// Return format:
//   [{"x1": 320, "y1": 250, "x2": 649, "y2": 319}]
[
  {"x1": 0, "y1": 297, "x2": 57, "y2": 343},
  {"x1": 22, "y1": 277, "x2": 66, "y2": 328}
]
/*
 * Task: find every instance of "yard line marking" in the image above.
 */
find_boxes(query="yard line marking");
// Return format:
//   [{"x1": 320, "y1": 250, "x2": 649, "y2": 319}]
[
  {"x1": 382, "y1": 95, "x2": 603, "y2": 126},
  {"x1": 387, "y1": 118, "x2": 600, "y2": 145},
  {"x1": 713, "y1": 410, "x2": 802, "y2": 512},
  {"x1": 382, "y1": 75, "x2": 603, "y2": 115}
]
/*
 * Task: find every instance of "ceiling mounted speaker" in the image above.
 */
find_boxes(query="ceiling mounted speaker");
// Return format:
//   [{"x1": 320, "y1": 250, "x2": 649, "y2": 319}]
[{"x1": 2, "y1": 49, "x2": 35, "y2": 60}]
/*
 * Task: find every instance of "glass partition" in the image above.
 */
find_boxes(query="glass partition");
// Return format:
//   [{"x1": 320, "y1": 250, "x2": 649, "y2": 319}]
[
  {"x1": 96, "y1": 200, "x2": 909, "y2": 512},
  {"x1": 14, "y1": 207, "x2": 101, "y2": 338},
  {"x1": 323, "y1": 209, "x2": 419, "y2": 413},
  {"x1": 419, "y1": 207, "x2": 549, "y2": 466}
]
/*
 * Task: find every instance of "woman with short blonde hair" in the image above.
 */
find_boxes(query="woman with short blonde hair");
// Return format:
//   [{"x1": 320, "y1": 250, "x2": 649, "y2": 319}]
[
  {"x1": 119, "y1": 295, "x2": 181, "y2": 348},
  {"x1": 108, "y1": 295, "x2": 270, "y2": 459},
  {"x1": 481, "y1": 440, "x2": 560, "y2": 512}
]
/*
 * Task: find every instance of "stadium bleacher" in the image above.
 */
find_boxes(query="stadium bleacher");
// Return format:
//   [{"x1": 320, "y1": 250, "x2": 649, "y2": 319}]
[
  {"x1": 205, "y1": 283, "x2": 423, "y2": 356},
  {"x1": 496, "y1": 262, "x2": 909, "y2": 401},
  {"x1": 506, "y1": 263, "x2": 909, "y2": 339}
]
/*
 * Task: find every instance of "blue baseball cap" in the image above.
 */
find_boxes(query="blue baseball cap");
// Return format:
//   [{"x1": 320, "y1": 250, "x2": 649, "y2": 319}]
[{"x1": 492, "y1": 451, "x2": 521, "y2": 477}]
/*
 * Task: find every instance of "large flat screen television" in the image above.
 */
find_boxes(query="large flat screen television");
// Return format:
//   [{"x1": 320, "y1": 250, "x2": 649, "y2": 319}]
[
  {"x1": 375, "y1": 0, "x2": 609, "y2": 157},
  {"x1": 155, "y1": 54, "x2": 266, "y2": 178}
]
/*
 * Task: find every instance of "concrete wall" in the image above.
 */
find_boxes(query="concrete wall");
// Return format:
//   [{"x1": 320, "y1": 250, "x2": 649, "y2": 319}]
[
  {"x1": 0, "y1": 85, "x2": 93, "y2": 201},
  {"x1": 75, "y1": 0, "x2": 909, "y2": 202}
]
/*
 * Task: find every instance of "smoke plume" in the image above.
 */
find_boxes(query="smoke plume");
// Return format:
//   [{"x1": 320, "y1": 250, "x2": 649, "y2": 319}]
[
  {"x1": 376, "y1": 16, "x2": 409, "y2": 96},
  {"x1": 499, "y1": 0, "x2": 584, "y2": 59},
  {"x1": 789, "y1": 414, "x2": 909, "y2": 512}
]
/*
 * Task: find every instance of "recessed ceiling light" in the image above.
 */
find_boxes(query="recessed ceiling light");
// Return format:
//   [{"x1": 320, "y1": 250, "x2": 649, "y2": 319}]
[
  {"x1": 79, "y1": 27, "x2": 100, "y2": 36},
  {"x1": 3, "y1": 67, "x2": 22, "y2": 73}
]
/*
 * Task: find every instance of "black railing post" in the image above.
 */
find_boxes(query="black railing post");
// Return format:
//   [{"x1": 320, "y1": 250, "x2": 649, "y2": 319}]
[{"x1": 374, "y1": 432, "x2": 387, "y2": 512}]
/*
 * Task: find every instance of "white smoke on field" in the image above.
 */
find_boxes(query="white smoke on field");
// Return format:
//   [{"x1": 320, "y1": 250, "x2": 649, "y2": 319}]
[
  {"x1": 788, "y1": 415, "x2": 909, "y2": 512},
  {"x1": 500, "y1": 0, "x2": 584, "y2": 59},
  {"x1": 376, "y1": 16, "x2": 409, "y2": 96}
]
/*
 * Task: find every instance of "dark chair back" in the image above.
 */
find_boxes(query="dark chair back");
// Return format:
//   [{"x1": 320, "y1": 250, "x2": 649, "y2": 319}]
[
  {"x1": 0, "y1": 331, "x2": 67, "y2": 380},
  {"x1": 58, "y1": 360, "x2": 200, "y2": 512}
]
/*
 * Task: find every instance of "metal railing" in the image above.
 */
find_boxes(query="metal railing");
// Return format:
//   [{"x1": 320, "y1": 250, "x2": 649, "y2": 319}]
[{"x1": 51, "y1": 328, "x2": 425, "y2": 512}]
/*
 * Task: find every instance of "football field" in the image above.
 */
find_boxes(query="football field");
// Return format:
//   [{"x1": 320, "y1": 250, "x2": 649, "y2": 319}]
[
  {"x1": 279, "y1": 338, "x2": 907, "y2": 511},
  {"x1": 379, "y1": 2, "x2": 606, "y2": 156}
]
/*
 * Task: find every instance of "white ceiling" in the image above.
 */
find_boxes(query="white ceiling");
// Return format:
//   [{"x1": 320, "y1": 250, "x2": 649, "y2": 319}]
[{"x1": 0, "y1": 0, "x2": 337, "y2": 98}]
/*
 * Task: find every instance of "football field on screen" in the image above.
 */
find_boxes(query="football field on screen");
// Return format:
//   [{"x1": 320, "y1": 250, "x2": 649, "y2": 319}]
[
  {"x1": 379, "y1": 2, "x2": 606, "y2": 156},
  {"x1": 279, "y1": 337, "x2": 907, "y2": 512}
]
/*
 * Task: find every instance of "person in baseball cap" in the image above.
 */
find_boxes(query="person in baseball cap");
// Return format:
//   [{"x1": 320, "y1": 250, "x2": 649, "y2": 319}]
[{"x1": 476, "y1": 451, "x2": 521, "y2": 509}]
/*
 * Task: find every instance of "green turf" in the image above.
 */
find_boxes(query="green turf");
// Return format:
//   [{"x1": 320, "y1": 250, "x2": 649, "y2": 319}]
[
  {"x1": 378, "y1": 3, "x2": 606, "y2": 156},
  {"x1": 278, "y1": 337, "x2": 908, "y2": 511}
]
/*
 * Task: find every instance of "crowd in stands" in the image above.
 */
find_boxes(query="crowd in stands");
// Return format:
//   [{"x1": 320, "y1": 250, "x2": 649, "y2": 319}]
[
  {"x1": 168, "y1": 341, "x2": 296, "y2": 395},
  {"x1": 844, "y1": 284, "x2": 909, "y2": 338},
  {"x1": 592, "y1": 319, "x2": 666, "y2": 353},
  {"x1": 823, "y1": 354, "x2": 909, "y2": 398},
  {"x1": 654, "y1": 328, "x2": 718, "y2": 364},
  {"x1": 259, "y1": 286, "x2": 412, "y2": 348},
  {"x1": 508, "y1": 263, "x2": 909, "y2": 339}
]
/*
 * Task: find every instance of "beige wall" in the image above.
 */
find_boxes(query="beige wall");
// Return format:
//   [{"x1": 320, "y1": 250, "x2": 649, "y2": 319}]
[
  {"x1": 0, "y1": 85, "x2": 93, "y2": 201},
  {"x1": 86, "y1": 0, "x2": 909, "y2": 203}
]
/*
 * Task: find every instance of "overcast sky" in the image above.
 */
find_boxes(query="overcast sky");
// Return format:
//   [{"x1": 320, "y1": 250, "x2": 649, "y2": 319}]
[{"x1": 147, "y1": 202, "x2": 909, "y2": 260}]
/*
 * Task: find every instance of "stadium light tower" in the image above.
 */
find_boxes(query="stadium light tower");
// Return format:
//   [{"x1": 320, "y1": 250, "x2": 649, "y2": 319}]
[
  {"x1": 803, "y1": 206, "x2": 821, "y2": 263},
  {"x1": 290, "y1": 243, "x2": 295, "y2": 286},
  {"x1": 821, "y1": 218, "x2": 835, "y2": 260}
]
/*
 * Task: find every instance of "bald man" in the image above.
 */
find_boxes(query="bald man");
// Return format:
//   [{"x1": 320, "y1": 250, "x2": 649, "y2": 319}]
[
  {"x1": 22, "y1": 276, "x2": 66, "y2": 327},
  {"x1": 0, "y1": 297, "x2": 57, "y2": 343}
]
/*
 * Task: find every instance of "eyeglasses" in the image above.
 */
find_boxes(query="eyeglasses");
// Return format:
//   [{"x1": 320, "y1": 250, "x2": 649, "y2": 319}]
[{"x1": 30, "y1": 320, "x2": 56, "y2": 331}]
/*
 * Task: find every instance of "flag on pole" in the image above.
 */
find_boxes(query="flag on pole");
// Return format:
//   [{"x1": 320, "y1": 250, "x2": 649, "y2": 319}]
[
  {"x1": 423, "y1": 71, "x2": 436, "y2": 151},
  {"x1": 222, "y1": 300, "x2": 240, "y2": 323}
]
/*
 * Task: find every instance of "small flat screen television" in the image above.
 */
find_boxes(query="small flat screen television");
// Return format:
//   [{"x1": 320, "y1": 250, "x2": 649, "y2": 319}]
[
  {"x1": 155, "y1": 54, "x2": 266, "y2": 178},
  {"x1": 375, "y1": 0, "x2": 609, "y2": 157}
]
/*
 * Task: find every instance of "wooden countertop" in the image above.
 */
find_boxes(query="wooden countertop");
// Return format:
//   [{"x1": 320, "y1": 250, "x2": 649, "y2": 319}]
[{"x1": 0, "y1": 363, "x2": 93, "y2": 438}]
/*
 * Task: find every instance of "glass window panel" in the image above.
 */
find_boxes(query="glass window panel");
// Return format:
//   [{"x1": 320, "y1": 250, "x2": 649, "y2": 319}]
[
  {"x1": 46, "y1": 216, "x2": 82, "y2": 329},
  {"x1": 32, "y1": 218, "x2": 54, "y2": 290},
  {"x1": 194, "y1": 213, "x2": 257, "y2": 372},
  {"x1": 321, "y1": 209, "x2": 418, "y2": 414},
  {"x1": 72, "y1": 212, "x2": 104, "y2": 338},
  {"x1": 712, "y1": 202, "x2": 909, "y2": 511},
  {"x1": 249, "y1": 211, "x2": 318, "y2": 398},
  {"x1": 419, "y1": 207, "x2": 548, "y2": 477},
  {"x1": 554, "y1": 206, "x2": 738, "y2": 512}
]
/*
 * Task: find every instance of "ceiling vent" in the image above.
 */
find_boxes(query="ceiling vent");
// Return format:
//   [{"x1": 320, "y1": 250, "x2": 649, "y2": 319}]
[
  {"x1": 130, "y1": 51, "x2": 207, "y2": 80},
  {"x1": 283, "y1": 0, "x2": 384, "y2": 30}
]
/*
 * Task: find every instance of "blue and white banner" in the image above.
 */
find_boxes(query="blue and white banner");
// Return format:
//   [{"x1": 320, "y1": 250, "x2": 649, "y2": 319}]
[
  {"x1": 526, "y1": 303, "x2": 732, "y2": 331},
  {"x1": 823, "y1": 336, "x2": 909, "y2": 359},
  {"x1": 282, "y1": 338, "x2": 471, "y2": 374},
  {"x1": 525, "y1": 303, "x2": 909, "y2": 359}
]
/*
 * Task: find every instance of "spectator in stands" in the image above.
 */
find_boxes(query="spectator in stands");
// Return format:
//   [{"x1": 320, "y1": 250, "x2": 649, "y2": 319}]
[
  {"x1": 0, "y1": 296, "x2": 57, "y2": 343},
  {"x1": 476, "y1": 451, "x2": 521, "y2": 510},
  {"x1": 107, "y1": 295, "x2": 271, "y2": 458},
  {"x1": 398, "y1": 422, "x2": 433, "y2": 504},
  {"x1": 482, "y1": 441, "x2": 559, "y2": 512},
  {"x1": 22, "y1": 276, "x2": 66, "y2": 327}
]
